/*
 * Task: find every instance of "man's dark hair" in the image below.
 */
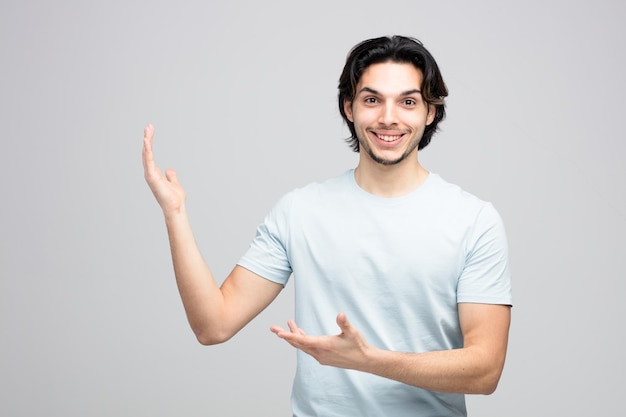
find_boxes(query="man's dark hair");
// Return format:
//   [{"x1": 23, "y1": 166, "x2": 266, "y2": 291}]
[{"x1": 338, "y1": 35, "x2": 448, "y2": 152}]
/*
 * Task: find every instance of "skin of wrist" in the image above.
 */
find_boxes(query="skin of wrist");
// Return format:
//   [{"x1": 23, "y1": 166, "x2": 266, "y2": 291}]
[{"x1": 163, "y1": 204, "x2": 188, "y2": 222}]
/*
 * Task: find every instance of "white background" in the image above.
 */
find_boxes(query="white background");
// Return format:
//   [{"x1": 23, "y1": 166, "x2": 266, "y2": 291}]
[{"x1": 1, "y1": 0, "x2": 624, "y2": 415}]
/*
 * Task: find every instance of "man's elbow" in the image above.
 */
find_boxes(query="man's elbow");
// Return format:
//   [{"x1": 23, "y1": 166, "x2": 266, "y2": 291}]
[
  {"x1": 473, "y1": 369, "x2": 503, "y2": 395},
  {"x1": 476, "y1": 379, "x2": 499, "y2": 395},
  {"x1": 193, "y1": 326, "x2": 233, "y2": 346}
]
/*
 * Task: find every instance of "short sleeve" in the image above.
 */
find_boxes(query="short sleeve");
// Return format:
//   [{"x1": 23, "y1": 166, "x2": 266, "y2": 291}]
[
  {"x1": 457, "y1": 203, "x2": 513, "y2": 306},
  {"x1": 237, "y1": 193, "x2": 293, "y2": 286}
]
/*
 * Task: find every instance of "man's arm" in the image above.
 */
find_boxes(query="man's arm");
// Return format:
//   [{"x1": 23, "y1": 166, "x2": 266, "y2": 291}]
[
  {"x1": 143, "y1": 124, "x2": 283, "y2": 345},
  {"x1": 271, "y1": 303, "x2": 510, "y2": 394}
]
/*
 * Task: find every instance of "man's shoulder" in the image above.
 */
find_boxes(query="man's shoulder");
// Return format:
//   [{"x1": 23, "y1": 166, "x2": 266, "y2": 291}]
[
  {"x1": 268, "y1": 170, "x2": 353, "y2": 214},
  {"x1": 427, "y1": 173, "x2": 498, "y2": 217},
  {"x1": 285, "y1": 170, "x2": 353, "y2": 198}
]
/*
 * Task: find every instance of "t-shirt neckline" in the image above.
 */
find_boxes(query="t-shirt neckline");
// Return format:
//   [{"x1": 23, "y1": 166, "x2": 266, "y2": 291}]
[{"x1": 346, "y1": 168, "x2": 437, "y2": 204}]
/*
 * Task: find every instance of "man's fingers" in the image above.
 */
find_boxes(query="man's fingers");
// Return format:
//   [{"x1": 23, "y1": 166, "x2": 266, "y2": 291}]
[
  {"x1": 271, "y1": 320, "x2": 307, "y2": 338},
  {"x1": 288, "y1": 320, "x2": 307, "y2": 336},
  {"x1": 269, "y1": 325, "x2": 285, "y2": 334},
  {"x1": 143, "y1": 124, "x2": 155, "y2": 154},
  {"x1": 144, "y1": 123, "x2": 154, "y2": 141},
  {"x1": 145, "y1": 123, "x2": 154, "y2": 136},
  {"x1": 142, "y1": 124, "x2": 168, "y2": 184},
  {"x1": 336, "y1": 313, "x2": 351, "y2": 334},
  {"x1": 142, "y1": 124, "x2": 156, "y2": 171},
  {"x1": 165, "y1": 168, "x2": 179, "y2": 184}
]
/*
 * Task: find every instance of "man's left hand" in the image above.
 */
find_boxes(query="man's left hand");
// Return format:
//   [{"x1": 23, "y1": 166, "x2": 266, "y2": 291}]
[{"x1": 270, "y1": 313, "x2": 371, "y2": 370}]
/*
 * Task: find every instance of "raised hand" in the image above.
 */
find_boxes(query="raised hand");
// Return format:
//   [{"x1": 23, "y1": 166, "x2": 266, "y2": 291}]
[
  {"x1": 142, "y1": 124, "x2": 187, "y2": 215},
  {"x1": 270, "y1": 313, "x2": 372, "y2": 370}
]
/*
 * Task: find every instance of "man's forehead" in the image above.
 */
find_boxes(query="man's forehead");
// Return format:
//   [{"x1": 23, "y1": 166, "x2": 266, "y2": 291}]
[
  {"x1": 356, "y1": 86, "x2": 422, "y2": 97},
  {"x1": 357, "y1": 62, "x2": 423, "y2": 94}
]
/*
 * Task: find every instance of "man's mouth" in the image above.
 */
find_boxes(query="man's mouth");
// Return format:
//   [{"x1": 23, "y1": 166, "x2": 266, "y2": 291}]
[{"x1": 374, "y1": 133, "x2": 403, "y2": 142}]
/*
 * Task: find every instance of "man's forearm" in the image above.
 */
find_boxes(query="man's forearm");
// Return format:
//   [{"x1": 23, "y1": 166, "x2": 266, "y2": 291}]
[
  {"x1": 361, "y1": 345, "x2": 504, "y2": 394},
  {"x1": 163, "y1": 208, "x2": 227, "y2": 345},
  {"x1": 360, "y1": 304, "x2": 509, "y2": 394},
  {"x1": 271, "y1": 306, "x2": 510, "y2": 394}
]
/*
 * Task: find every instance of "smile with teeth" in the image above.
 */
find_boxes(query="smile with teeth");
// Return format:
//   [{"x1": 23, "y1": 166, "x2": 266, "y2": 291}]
[{"x1": 375, "y1": 133, "x2": 403, "y2": 142}]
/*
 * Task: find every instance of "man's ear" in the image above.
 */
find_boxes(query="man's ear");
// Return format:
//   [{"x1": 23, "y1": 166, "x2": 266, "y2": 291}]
[
  {"x1": 343, "y1": 100, "x2": 354, "y2": 122},
  {"x1": 426, "y1": 103, "x2": 436, "y2": 126}
]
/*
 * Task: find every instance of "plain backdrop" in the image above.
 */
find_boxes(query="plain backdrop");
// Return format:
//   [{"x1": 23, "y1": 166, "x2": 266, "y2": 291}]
[{"x1": 1, "y1": 1, "x2": 624, "y2": 416}]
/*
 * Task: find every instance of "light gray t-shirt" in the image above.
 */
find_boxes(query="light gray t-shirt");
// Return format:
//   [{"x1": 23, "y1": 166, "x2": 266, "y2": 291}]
[{"x1": 238, "y1": 169, "x2": 512, "y2": 417}]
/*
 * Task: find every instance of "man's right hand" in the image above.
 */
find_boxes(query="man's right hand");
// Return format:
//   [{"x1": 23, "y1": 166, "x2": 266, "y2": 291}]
[
  {"x1": 142, "y1": 124, "x2": 187, "y2": 215},
  {"x1": 141, "y1": 124, "x2": 284, "y2": 345}
]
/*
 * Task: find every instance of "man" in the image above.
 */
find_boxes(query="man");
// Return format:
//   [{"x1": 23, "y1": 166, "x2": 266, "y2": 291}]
[{"x1": 143, "y1": 35, "x2": 512, "y2": 417}]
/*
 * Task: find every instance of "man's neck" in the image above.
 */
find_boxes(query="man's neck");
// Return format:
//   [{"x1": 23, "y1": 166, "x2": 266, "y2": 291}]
[{"x1": 354, "y1": 156, "x2": 429, "y2": 198}]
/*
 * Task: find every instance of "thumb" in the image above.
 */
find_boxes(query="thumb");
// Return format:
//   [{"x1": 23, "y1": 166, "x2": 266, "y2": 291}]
[
  {"x1": 165, "y1": 168, "x2": 179, "y2": 184},
  {"x1": 336, "y1": 312, "x2": 351, "y2": 333}
]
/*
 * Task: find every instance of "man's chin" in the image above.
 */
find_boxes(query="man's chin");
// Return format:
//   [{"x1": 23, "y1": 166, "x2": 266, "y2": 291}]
[{"x1": 367, "y1": 149, "x2": 408, "y2": 166}]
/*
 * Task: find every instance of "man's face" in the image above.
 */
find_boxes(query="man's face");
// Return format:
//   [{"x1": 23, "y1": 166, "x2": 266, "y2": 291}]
[{"x1": 344, "y1": 62, "x2": 435, "y2": 166}]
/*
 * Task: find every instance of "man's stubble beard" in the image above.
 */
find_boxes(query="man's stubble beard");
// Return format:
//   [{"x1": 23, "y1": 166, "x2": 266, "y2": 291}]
[{"x1": 357, "y1": 132, "x2": 422, "y2": 166}]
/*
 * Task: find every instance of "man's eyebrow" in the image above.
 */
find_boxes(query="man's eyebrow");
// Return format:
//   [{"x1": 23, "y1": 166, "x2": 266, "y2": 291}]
[
  {"x1": 401, "y1": 88, "x2": 422, "y2": 96},
  {"x1": 357, "y1": 87, "x2": 422, "y2": 96}
]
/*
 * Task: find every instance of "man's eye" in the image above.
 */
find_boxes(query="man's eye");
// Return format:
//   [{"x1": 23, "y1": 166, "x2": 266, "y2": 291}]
[
  {"x1": 404, "y1": 99, "x2": 417, "y2": 106},
  {"x1": 364, "y1": 97, "x2": 378, "y2": 103}
]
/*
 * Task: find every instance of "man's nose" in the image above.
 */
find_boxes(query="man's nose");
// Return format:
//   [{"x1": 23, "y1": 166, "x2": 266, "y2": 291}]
[{"x1": 378, "y1": 101, "x2": 398, "y2": 126}]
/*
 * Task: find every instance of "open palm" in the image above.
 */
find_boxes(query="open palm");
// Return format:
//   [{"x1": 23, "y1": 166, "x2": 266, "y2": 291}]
[{"x1": 142, "y1": 124, "x2": 187, "y2": 214}]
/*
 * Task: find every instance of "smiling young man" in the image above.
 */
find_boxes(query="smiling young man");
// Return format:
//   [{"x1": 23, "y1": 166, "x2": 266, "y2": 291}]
[
  {"x1": 343, "y1": 61, "x2": 435, "y2": 196},
  {"x1": 143, "y1": 35, "x2": 512, "y2": 417}
]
